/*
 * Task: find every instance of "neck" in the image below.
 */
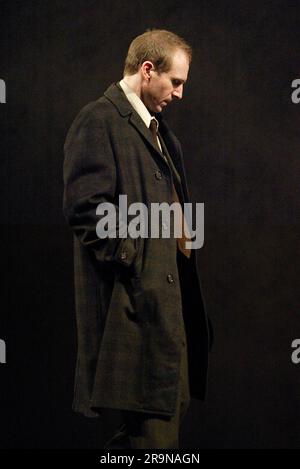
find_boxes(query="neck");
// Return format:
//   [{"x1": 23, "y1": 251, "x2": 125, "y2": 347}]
[{"x1": 122, "y1": 74, "x2": 143, "y2": 98}]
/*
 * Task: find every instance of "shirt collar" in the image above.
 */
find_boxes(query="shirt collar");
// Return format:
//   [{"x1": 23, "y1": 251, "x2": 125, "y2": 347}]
[{"x1": 119, "y1": 79, "x2": 159, "y2": 130}]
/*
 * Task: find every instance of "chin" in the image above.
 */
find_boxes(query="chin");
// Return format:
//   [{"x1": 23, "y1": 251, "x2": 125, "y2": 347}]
[{"x1": 149, "y1": 103, "x2": 163, "y2": 113}]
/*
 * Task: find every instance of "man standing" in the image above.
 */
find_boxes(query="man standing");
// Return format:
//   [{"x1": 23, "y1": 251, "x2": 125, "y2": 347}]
[{"x1": 63, "y1": 29, "x2": 212, "y2": 449}]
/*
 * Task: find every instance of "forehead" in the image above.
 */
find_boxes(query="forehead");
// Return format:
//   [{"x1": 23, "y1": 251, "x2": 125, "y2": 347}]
[{"x1": 167, "y1": 49, "x2": 190, "y2": 81}]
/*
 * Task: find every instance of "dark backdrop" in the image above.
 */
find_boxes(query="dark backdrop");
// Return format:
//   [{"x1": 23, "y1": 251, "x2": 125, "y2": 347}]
[{"x1": 0, "y1": 0, "x2": 300, "y2": 448}]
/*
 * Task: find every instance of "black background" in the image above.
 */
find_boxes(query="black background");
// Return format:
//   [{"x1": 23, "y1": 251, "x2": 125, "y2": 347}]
[{"x1": 0, "y1": 0, "x2": 300, "y2": 448}]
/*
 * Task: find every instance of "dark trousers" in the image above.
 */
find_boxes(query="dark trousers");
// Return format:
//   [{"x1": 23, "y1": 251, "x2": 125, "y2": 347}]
[{"x1": 103, "y1": 249, "x2": 190, "y2": 449}]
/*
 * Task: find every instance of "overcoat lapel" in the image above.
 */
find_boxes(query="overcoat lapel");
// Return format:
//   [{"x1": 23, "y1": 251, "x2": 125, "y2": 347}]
[
  {"x1": 104, "y1": 82, "x2": 187, "y2": 192},
  {"x1": 103, "y1": 83, "x2": 164, "y2": 160}
]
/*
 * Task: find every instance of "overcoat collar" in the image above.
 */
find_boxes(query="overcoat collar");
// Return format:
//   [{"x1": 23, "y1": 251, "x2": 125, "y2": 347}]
[
  {"x1": 103, "y1": 81, "x2": 190, "y2": 204},
  {"x1": 104, "y1": 82, "x2": 169, "y2": 162}
]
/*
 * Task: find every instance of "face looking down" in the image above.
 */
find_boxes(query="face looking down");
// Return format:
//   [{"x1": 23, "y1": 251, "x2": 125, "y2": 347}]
[{"x1": 141, "y1": 48, "x2": 190, "y2": 113}]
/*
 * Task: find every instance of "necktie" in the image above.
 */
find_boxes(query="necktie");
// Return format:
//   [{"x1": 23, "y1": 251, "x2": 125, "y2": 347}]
[{"x1": 149, "y1": 119, "x2": 191, "y2": 258}]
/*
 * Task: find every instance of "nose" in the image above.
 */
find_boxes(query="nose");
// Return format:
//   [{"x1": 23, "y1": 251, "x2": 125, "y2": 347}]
[{"x1": 172, "y1": 84, "x2": 183, "y2": 100}]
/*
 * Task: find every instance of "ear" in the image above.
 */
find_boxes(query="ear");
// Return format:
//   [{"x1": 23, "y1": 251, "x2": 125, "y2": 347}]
[{"x1": 141, "y1": 61, "x2": 155, "y2": 81}]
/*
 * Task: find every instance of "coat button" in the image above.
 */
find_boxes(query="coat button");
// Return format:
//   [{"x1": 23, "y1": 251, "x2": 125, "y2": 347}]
[
  {"x1": 167, "y1": 274, "x2": 174, "y2": 283},
  {"x1": 155, "y1": 170, "x2": 162, "y2": 180},
  {"x1": 120, "y1": 250, "x2": 127, "y2": 261}
]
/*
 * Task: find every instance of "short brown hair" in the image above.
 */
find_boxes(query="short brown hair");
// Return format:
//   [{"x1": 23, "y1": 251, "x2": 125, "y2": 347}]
[{"x1": 123, "y1": 29, "x2": 192, "y2": 76}]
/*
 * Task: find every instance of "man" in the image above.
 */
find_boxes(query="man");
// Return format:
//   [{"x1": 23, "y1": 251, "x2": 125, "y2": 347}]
[{"x1": 63, "y1": 29, "x2": 212, "y2": 449}]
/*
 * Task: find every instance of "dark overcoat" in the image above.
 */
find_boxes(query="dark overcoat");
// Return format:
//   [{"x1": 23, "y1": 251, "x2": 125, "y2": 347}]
[{"x1": 63, "y1": 82, "x2": 212, "y2": 418}]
